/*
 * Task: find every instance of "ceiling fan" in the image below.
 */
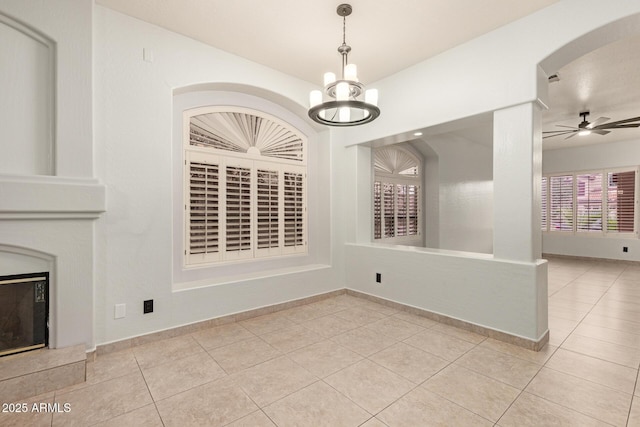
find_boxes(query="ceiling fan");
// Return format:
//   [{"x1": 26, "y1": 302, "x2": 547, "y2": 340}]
[{"x1": 543, "y1": 111, "x2": 640, "y2": 139}]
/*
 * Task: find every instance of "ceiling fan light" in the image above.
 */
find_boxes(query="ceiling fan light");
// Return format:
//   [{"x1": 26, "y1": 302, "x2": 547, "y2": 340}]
[{"x1": 578, "y1": 129, "x2": 591, "y2": 136}]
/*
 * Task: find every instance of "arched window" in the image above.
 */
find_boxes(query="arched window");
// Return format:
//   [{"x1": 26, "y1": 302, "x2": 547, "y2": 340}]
[
  {"x1": 373, "y1": 145, "x2": 421, "y2": 244},
  {"x1": 184, "y1": 106, "x2": 307, "y2": 266}
]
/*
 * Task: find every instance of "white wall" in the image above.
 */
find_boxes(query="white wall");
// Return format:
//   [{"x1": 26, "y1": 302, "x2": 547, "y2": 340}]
[
  {"x1": 543, "y1": 139, "x2": 640, "y2": 260},
  {"x1": 94, "y1": 6, "x2": 338, "y2": 345},
  {"x1": 421, "y1": 135, "x2": 493, "y2": 254}
]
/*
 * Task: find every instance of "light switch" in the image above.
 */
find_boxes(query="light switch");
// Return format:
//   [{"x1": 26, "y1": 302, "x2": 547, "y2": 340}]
[{"x1": 114, "y1": 303, "x2": 126, "y2": 319}]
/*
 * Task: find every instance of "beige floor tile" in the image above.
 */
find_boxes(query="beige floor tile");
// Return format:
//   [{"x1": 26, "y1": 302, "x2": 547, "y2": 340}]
[
  {"x1": 280, "y1": 304, "x2": 328, "y2": 323},
  {"x1": 239, "y1": 312, "x2": 298, "y2": 335},
  {"x1": 260, "y1": 324, "x2": 323, "y2": 353},
  {"x1": 92, "y1": 404, "x2": 163, "y2": 427},
  {"x1": 455, "y1": 346, "x2": 541, "y2": 389},
  {"x1": 430, "y1": 323, "x2": 486, "y2": 344},
  {"x1": 190, "y1": 322, "x2": 254, "y2": 350},
  {"x1": 378, "y1": 386, "x2": 493, "y2": 427},
  {"x1": 369, "y1": 342, "x2": 448, "y2": 384},
  {"x1": 364, "y1": 316, "x2": 425, "y2": 340},
  {"x1": 132, "y1": 335, "x2": 205, "y2": 369},
  {"x1": 87, "y1": 349, "x2": 140, "y2": 386},
  {"x1": 545, "y1": 348, "x2": 637, "y2": 394},
  {"x1": 333, "y1": 306, "x2": 387, "y2": 326},
  {"x1": 156, "y1": 377, "x2": 258, "y2": 427},
  {"x1": 301, "y1": 314, "x2": 359, "y2": 338},
  {"x1": 354, "y1": 300, "x2": 400, "y2": 316},
  {"x1": 391, "y1": 311, "x2": 438, "y2": 328},
  {"x1": 629, "y1": 398, "x2": 640, "y2": 427},
  {"x1": 288, "y1": 340, "x2": 362, "y2": 378},
  {"x1": 479, "y1": 339, "x2": 557, "y2": 365},
  {"x1": 573, "y1": 322, "x2": 640, "y2": 349},
  {"x1": 561, "y1": 333, "x2": 640, "y2": 368},
  {"x1": 207, "y1": 337, "x2": 281, "y2": 374},
  {"x1": 525, "y1": 367, "x2": 632, "y2": 426},
  {"x1": 305, "y1": 298, "x2": 351, "y2": 315},
  {"x1": 225, "y1": 410, "x2": 276, "y2": 426},
  {"x1": 231, "y1": 356, "x2": 317, "y2": 407},
  {"x1": 51, "y1": 372, "x2": 153, "y2": 427},
  {"x1": 359, "y1": 417, "x2": 389, "y2": 427},
  {"x1": 324, "y1": 359, "x2": 414, "y2": 414},
  {"x1": 264, "y1": 381, "x2": 370, "y2": 426},
  {"x1": 582, "y1": 312, "x2": 640, "y2": 334},
  {"x1": 498, "y1": 392, "x2": 611, "y2": 427},
  {"x1": 142, "y1": 351, "x2": 226, "y2": 401},
  {"x1": 423, "y1": 365, "x2": 520, "y2": 422},
  {"x1": 0, "y1": 391, "x2": 54, "y2": 427},
  {"x1": 590, "y1": 305, "x2": 640, "y2": 323},
  {"x1": 331, "y1": 326, "x2": 397, "y2": 357},
  {"x1": 547, "y1": 305, "x2": 588, "y2": 322},
  {"x1": 404, "y1": 329, "x2": 476, "y2": 361}
]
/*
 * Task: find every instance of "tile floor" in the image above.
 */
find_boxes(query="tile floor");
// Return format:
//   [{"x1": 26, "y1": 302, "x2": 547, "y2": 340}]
[{"x1": 2, "y1": 257, "x2": 640, "y2": 426}]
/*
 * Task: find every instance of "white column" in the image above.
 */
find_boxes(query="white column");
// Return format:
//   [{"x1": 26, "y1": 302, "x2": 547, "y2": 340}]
[{"x1": 493, "y1": 102, "x2": 543, "y2": 262}]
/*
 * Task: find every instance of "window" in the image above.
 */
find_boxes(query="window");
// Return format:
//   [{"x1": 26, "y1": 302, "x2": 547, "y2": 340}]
[
  {"x1": 373, "y1": 145, "x2": 421, "y2": 243},
  {"x1": 541, "y1": 168, "x2": 637, "y2": 236},
  {"x1": 185, "y1": 107, "x2": 307, "y2": 266}
]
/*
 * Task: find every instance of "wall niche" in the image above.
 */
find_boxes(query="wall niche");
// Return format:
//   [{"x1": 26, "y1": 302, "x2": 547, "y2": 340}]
[{"x1": 0, "y1": 14, "x2": 55, "y2": 176}]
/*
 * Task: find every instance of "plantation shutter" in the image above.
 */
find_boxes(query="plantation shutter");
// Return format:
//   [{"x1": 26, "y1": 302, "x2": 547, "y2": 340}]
[
  {"x1": 607, "y1": 170, "x2": 636, "y2": 233},
  {"x1": 576, "y1": 173, "x2": 602, "y2": 232},
  {"x1": 541, "y1": 176, "x2": 548, "y2": 231},
  {"x1": 283, "y1": 171, "x2": 305, "y2": 253},
  {"x1": 383, "y1": 183, "x2": 395, "y2": 238},
  {"x1": 396, "y1": 184, "x2": 407, "y2": 236},
  {"x1": 408, "y1": 184, "x2": 419, "y2": 236},
  {"x1": 184, "y1": 107, "x2": 307, "y2": 266},
  {"x1": 255, "y1": 167, "x2": 280, "y2": 257},
  {"x1": 186, "y1": 153, "x2": 221, "y2": 264},
  {"x1": 549, "y1": 175, "x2": 574, "y2": 232},
  {"x1": 225, "y1": 162, "x2": 252, "y2": 259},
  {"x1": 374, "y1": 181, "x2": 382, "y2": 239}
]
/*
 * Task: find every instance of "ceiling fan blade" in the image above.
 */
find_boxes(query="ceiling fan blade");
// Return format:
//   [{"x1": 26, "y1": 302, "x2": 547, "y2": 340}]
[
  {"x1": 602, "y1": 124, "x2": 640, "y2": 129},
  {"x1": 586, "y1": 117, "x2": 610, "y2": 128},
  {"x1": 555, "y1": 125, "x2": 579, "y2": 129},
  {"x1": 565, "y1": 132, "x2": 578, "y2": 139},
  {"x1": 596, "y1": 116, "x2": 640, "y2": 127},
  {"x1": 543, "y1": 130, "x2": 576, "y2": 138},
  {"x1": 591, "y1": 129, "x2": 610, "y2": 136}
]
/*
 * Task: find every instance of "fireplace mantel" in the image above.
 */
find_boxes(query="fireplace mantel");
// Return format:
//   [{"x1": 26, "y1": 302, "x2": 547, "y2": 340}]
[{"x1": 0, "y1": 175, "x2": 106, "y2": 219}]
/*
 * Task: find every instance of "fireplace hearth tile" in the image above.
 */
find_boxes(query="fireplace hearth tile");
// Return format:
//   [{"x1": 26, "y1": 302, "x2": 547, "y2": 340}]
[{"x1": 0, "y1": 345, "x2": 86, "y2": 402}]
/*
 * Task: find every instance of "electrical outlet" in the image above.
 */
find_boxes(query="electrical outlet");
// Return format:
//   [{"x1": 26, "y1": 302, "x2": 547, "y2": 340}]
[
  {"x1": 623, "y1": 246, "x2": 629, "y2": 253},
  {"x1": 376, "y1": 273, "x2": 382, "y2": 283},
  {"x1": 143, "y1": 299, "x2": 154, "y2": 314}
]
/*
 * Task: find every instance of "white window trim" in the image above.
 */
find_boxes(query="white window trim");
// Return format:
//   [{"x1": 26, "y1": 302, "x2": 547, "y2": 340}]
[{"x1": 542, "y1": 166, "x2": 639, "y2": 238}]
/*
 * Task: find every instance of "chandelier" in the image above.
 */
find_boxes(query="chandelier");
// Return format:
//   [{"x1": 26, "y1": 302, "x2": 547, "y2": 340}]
[{"x1": 308, "y1": 4, "x2": 380, "y2": 127}]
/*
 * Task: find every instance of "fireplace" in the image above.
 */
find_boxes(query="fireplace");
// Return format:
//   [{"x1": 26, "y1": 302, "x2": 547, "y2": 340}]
[{"x1": 0, "y1": 272, "x2": 49, "y2": 357}]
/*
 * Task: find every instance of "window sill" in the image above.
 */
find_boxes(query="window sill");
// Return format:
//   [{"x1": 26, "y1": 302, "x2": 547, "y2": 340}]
[{"x1": 172, "y1": 263, "x2": 331, "y2": 292}]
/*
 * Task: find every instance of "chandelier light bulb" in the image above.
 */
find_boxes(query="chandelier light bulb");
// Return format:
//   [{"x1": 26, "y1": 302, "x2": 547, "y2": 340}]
[
  {"x1": 365, "y1": 89, "x2": 378, "y2": 106},
  {"x1": 323, "y1": 72, "x2": 336, "y2": 87},
  {"x1": 336, "y1": 82, "x2": 350, "y2": 101},
  {"x1": 309, "y1": 90, "x2": 322, "y2": 108},
  {"x1": 344, "y1": 64, "x2": 358, "y2": 82}
]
